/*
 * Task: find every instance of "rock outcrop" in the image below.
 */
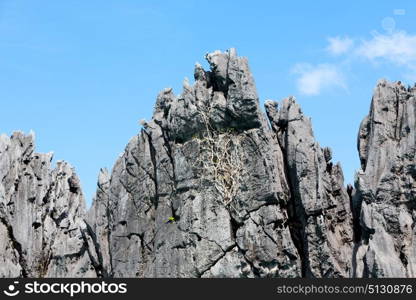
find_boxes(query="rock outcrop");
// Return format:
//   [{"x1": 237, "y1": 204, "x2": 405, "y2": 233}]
[
  {"x1": 265, "y1": 97, "x2": 354, "y2": 277},
  {"x1": 0, "y1": 132, "x2": 103, "y2": 277},
  {"x1": 90, "y1": 49, "x2": 302, "y2": 278},
  {"x1": 0, "y1": 50, "x2": 415, "y2": 278},
  {"x1": 353, "y1": 80, "x2": 416, "y2": 278},
  {"x1": 89, "y1": 49, "x2": 354, "y2": 278}
]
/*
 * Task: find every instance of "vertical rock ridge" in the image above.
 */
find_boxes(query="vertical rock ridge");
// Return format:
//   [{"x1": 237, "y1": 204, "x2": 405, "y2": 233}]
[
  {"x1": 89, "y1": 49, "x2": 356, "y2": 278},
  {"x1": 354, "y1": 80, "x2": 416, "y2": 278},
  {"x1": 90, "y1": 49, "x2": 303, "y2": 278},
  {"x1": 0, "y1": 132, "x2": 102, "y2": 277},
  {"x1": 265, "y1": 97, "x2": 354, "y2": 277},
  {"x1": 1, "y1": 51, "x2": 415, "y2": 279}
]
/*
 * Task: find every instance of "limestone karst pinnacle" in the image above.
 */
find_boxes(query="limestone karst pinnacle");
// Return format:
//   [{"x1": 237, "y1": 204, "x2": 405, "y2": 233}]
[{"x1": 0, "y1": 49, "x2": 415, "y2": 278}]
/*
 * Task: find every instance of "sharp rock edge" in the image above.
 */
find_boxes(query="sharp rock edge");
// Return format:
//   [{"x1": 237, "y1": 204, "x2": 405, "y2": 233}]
[
  {"x1": 0, "y1": 50, "x2": 415, "y2": 278},
  {"x1": 0, "y1": 132, "x2": 105, "y2": 277}
]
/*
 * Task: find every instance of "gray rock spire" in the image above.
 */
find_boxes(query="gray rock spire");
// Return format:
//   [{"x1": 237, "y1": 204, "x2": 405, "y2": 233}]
[
  {"x1": 0, "y1": 132, "x2": 102, "y2": 277},
  {"x1": 265, "y1": 97, "x2": 354, "y2": 277},
  {"x1": 354, "y1": 80, "x2": 416, "y2": 277},
  {"x1": 1, "y1": 50, "x2": 415, "y2": 279}
]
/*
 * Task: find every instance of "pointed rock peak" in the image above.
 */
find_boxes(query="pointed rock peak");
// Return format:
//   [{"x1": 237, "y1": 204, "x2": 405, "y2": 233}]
[
  {"x1": 0, "y1": 131, "x2": 100, "y2": 277},
  {"x1": 1, "y1": 131, "x2": 36, "y2": 162},
  {"x1": 194, "y1": 62, "x2": 206, "y2": 82},
  {"x1": 265, "y1": 99, "x2": 278, "y2": 108},
  {"x1": 271, "y1": 96, "x2": 305, "y2": 126},
  {"x1": 97, "y1": 168, "x2": 110, "y2": 187},
  {"x1": 154, "y1": 87, "x2": 175, "y2": 116},
  {"x1": 11, "y1": 130, "x2": 35, "y2": 146},
  {"x1": 354, "y1": 79, "x2": 416, "y2": 277},
  {"x1": 323, "y1": 146, "x2": 333, "y2": 162},
  {"x1": 182, "y1": 77, "x2": 191, "y2": 90},
  {"x1": 281, "y1": 96, "x2": 301, "y2": 112},
  {"x1": 374, "y1": 79, "x2": 411, "y2": 100},
  {"x1": 205, "y1": 49, "x2": 230, "y2": 92},
  {"x1": 228, "y1": 47, "x2": 237, "y2": 57},
  {"x1": 149, "y1": 48, "x2": 262, "y2": 142},
  {"x1": 163, "y1": 87, "x2": 173, "y2": 94}
]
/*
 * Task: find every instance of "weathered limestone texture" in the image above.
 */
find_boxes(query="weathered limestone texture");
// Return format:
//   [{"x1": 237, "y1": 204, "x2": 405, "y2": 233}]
[
  {"x1": 0, "y1": 132, "x2": 103, "y2": 277},
  {"x1": 354, "y1": 80, "x2": 416, "y2": 278},
  {"x1": 1, "y1": 50, "x2": 414, "y2": 278}
]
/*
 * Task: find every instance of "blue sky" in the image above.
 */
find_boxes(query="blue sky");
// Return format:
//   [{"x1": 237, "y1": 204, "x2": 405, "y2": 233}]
[{"x1": 1, "y1": 0, "x2": 416, "y2": 206}]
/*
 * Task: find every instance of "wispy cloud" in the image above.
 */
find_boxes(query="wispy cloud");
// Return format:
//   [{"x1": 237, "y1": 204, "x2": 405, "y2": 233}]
[
  {"x1": 292, "y1": 12, "x2": 416, "y2": 96},
  {"x1": 326, "y1": 36, "x2": 354, "y2": 55},
  {"x1": 292, "y1": 63, "x2": 346, "y2": 96},
  {"x1": 355, "y1": 31, "x2": 416, "y2": 69}
]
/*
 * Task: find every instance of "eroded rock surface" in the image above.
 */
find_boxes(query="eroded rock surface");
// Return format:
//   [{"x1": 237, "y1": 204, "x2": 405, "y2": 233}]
[
  {"x1": 1, "y1": 50, "x2": 415, "y2": 278},
  {"x1": 265, "y1": 97, "x2": 354, "y2": 277},
  {"x1": 0, "y1": 132, "x2": 103, "y2": 277},
  {"x1": 90, "y1": 49, "x2": 301, "y2": 278},
  {"x1": 89, "y1": 49, "x2": 353, "y2": 278},
  {"x1": 354, "y1": 80, "x2": 416, "y2": 278}
]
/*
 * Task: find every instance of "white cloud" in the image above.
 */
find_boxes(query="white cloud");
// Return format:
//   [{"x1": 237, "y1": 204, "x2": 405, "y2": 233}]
[
  {"x1": 326, "y1": 36, "x2": 354, "y2": 55},
  {"x1": 356, "y1": 31, "x2": 416, "y2": 68},
  {"x1": 292, "y1": 63, "x2": 346, "y2": 96},
  {"x1": 292, "y1": 30, "x2": 416, "y2": 97}
]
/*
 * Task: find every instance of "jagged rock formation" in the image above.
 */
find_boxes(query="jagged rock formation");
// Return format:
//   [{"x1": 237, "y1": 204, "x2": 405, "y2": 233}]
[
  {"x1": 89, "y1": 49, "x2": 302, "y2": 278},
  {"x1": 265, "y1": 98, "x2": 354, "y2": 277},
  {"x1": 0, "y1": 49, "x2": 415, "y2": 278},
  {"x1": 0, "y1": 132, "x2": 103, "y2": 277},
  {"x1": 89, "y1": 49, "x2": 353, "y2": 278},
  {"x1": 353, "y1": 80, "x2": 416, "y2": 277}
]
